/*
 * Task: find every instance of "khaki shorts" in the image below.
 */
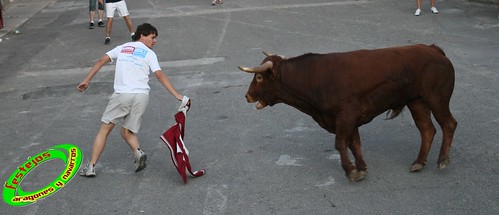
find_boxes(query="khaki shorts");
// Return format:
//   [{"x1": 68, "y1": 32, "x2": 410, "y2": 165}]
[{"x1": 101, "y1": 93, "x2": 149, "y2": 133}]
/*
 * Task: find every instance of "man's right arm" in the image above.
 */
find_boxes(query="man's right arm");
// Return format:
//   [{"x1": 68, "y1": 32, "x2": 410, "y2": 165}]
[{"x1": 77, "y1": 55, "x2": 111, "y2": 92}]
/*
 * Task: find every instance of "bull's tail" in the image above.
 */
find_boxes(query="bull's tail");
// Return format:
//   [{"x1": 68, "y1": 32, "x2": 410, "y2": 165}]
[{"x1": 429, "y1": 44, "x2": 446, "y2": 56}]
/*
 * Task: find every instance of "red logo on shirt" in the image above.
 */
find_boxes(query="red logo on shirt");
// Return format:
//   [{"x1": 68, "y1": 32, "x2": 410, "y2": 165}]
[{"x1": 121, "y1": 46, "x2": 135, "y2": 54}]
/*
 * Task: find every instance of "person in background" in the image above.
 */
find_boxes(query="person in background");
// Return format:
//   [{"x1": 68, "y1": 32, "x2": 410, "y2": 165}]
[
  {"x1": 100, "y1": 0, "x2": 134, "y2": 44},
  {"x1": 211, "y1": 0, "x2": 224, "y2": 6},
  {"x1": 88, "y1": 0, "x2": 105, "y2": 29},
  {"x1": 77, "y1": 23, "x2": 186, "y2": 177},
  {"x1": 497, "y1": 0, "x2": 499, "y2": 19},
  {"x1": 415, "y1": 0, "x2": 438, "y2": 16}
]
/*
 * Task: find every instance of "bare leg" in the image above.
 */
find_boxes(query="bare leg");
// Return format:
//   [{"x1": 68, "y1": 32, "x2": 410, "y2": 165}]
[
  {"x1": 98, "y1": 10, "x2": 104, "y2": 22},
  {"x1": 430, "y1": 0, "x2": 436, "y2": 8},
  {"x1": 121, "y1": 127, "x2": 147, "y2": 172},
  {"x1": 416, "y1": 0, "x2": 422, "y2": 9},
  {"x1": 106, "y1": 18, "x2": 113, "y2": 37},
  {"x1": 120, "y1": 127, "x2": 140, "y2": 152},
  {"x1": 89, "y1": 11, "x2": 95, "y2": 22},
  {"x1": 89, "y1": 123, "x2": 115, "y2": 165},
  {"x1": 123, "y1": 16, "x2": 134, "y2": 34}
]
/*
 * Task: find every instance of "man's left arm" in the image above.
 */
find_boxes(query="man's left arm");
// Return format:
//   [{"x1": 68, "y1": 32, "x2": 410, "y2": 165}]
[{"x1": 154, "y1": 70, "x2": 183, "y2": 101}]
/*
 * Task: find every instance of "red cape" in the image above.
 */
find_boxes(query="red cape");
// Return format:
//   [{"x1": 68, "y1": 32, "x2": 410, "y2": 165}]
[{"x1": 160, "y1": 98, "x2": 205, "y2": 183}]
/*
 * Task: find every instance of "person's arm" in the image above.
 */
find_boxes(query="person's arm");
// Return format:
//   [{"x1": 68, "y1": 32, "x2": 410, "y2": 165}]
[
  {"x1": 77, "y1": 55, "x2": 111, "y2": 92},
  {"x1": 154, "y1": 70, "x2": 183, "y2": 101}
]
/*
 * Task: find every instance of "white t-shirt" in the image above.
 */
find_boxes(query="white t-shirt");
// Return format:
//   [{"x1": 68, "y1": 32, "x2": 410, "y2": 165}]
[{"x1": 106, "y1": 42, "x2": 161, "y2": 94}]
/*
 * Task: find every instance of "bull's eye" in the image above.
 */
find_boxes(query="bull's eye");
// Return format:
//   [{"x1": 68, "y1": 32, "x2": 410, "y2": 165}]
[{"x1": 255, "y1": 74, "x2": 263, "y2": 82}]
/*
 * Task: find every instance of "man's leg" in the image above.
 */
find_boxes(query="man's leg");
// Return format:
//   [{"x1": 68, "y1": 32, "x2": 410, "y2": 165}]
[
  {"x1": 123, "y1": 16, "x2": 134, "y2": 35},
  {"x1": 104, "y1": 18, "x2": 113, "y2": 44},
  {"x1": 89, "y1": 0, "x2": 96, "y2": 22},
  {"x1": 88, "y1": 10, "x2": 96, "y2": 29},
  {"x1": 89, "y1": 123, "x2": 115, "y2": 165},
  {"x1": 89, "y1": 0, "x2": 96, "y2": 29},
  {"x1": 121, "y1": 127, "x2": 147, "y2": 172},
  {"x1": 121, "y1": 127, "x2": 140, "y2": 152},
  {"x1": 106, "y1": 18, "x2": 113, "y2": 38},
  {"x1": 98, "y1": 10, "x2": 104, "y2": 23},
  {"x1": 97, "y1": 2, "x2": 105, "y2": 27},
  {"x1": 89, "y1": 11, "x2": 95, "y2": 22}
]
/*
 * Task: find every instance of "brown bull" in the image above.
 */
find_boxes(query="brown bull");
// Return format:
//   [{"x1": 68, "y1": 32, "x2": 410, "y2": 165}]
[{"x1": 238, "y1": 44, "x2": 457, "y2": 182}]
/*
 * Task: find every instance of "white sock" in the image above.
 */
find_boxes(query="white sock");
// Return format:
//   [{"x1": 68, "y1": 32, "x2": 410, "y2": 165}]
[{"x1": 134, "y1": 148, "x2": 143, "y2": 158}]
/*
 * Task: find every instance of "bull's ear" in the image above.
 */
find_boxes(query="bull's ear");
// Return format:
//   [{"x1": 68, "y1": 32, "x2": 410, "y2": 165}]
[{"x1": 270, "y1": 67, "x2": 278, "y2": 80}]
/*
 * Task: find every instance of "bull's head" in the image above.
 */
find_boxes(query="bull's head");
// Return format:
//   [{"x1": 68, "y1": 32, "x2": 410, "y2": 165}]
[{"x1": 238, "y1": 52, "x2": 285, "y2": 109}]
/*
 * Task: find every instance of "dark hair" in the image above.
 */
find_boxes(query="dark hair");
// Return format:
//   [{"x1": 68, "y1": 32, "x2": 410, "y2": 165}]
[{"x1": 132, "y1": 23, "x2": 158, "y2": 41}]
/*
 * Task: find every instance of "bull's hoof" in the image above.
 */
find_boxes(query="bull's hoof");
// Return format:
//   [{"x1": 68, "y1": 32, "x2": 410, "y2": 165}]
[
  {"x1": 410, "y1": 163, "x2": 425, "y2": 172},
  {"x1": 438, "y1": 159, "x2": 450, "y2": 169},
  {"x1": 348, "y1": 170, "x2": 367, "y2": 182}
]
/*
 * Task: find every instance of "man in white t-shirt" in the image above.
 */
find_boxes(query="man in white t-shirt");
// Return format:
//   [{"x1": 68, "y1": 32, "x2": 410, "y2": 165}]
[{"x1": 77, "y1": 23, "x2": 185, "y2": 177}]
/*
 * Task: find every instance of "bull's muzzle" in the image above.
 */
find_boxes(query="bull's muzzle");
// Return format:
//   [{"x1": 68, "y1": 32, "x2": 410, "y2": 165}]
[
  {"x1": 245, "y1": 93, "x2": 256, "y2": 103},
  {"x1": 245, "y1": 93, "x2": 266, "y2": 109}
]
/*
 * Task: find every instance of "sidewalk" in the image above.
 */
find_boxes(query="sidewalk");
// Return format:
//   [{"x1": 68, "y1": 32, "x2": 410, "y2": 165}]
[{"x1": 0, "y1": 0, "x2": 54, "y2": 39}]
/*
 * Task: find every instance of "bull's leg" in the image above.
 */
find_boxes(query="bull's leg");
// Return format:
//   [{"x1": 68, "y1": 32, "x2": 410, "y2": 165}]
[
  {"x1": 407, "y1": 100, "x2": 436, "y2": 172},
  {"x1": 348, "y1": 129, "x2": 367, "y2": 173},
  {"x1": 429, "y1": 103, "x2": 457, "y2": 169},
  {"x1": 335, "y1": 126, "x2": 366, "y2": 182}
]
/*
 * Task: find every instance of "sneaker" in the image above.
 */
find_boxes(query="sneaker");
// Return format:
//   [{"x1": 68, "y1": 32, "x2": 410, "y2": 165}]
[
  {"x1": 89, "y1": 22, "x2": 95, "y2": 29},
  {"x1": 430, "y1": 7, "x2": 439, "y2": 14},
  {"x1": 104, "y1": 37, "x2": 111, "y2": 45},
  {"x1": 414, "y1": 9, "x2": 421, "y2": 16},
  {"x1": 80, "y1": 163, "x2": 96, "y2": 177},
  {"x1": 98, "y1": 20, "x2": 105, "y2": 27},
  {"x1": 134, "y1": 149, "x2": 147, "y2": 172}
]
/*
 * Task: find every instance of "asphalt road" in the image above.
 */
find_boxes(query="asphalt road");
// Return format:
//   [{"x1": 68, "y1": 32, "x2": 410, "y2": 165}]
[{"x1": 1, "y1": 0, "x2": 498, "y2": 214}]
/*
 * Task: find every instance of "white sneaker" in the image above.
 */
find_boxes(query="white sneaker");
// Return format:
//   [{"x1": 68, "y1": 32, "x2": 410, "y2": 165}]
[
  {"x1": 134, "y1": 149, "x2": 147, "y2": 172},
  {"x1": 80, "y1": 163, "x2": 96, "y2": 177},
  {"x1": 430, "y1": 7, "x2": 439, "y2": 14},
  {"x1": 415, "y1": 9, "x2": 421, "y2": 16}
]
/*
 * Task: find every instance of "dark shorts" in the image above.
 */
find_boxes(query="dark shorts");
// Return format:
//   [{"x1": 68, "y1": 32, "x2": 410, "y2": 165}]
[{"x1": 89, "y1": 0, "x2": 105, "y2": 11}]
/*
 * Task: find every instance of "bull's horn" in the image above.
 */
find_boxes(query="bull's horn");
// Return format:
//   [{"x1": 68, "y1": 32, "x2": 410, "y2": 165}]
[
  {"x1": 263, "y1": 51, "x2": 286, "y2": 59},
  {"x1": 263, "y1": 51, "x2": 274, "y2": 57},
  {"x1": 238, "y1": 61, "x2": 273, "y2": 73}
]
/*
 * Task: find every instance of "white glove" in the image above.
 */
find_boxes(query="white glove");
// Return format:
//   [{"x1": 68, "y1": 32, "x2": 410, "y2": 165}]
[{"x1": 178, "y1": 96, "x2": 191, "y2": 112}]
